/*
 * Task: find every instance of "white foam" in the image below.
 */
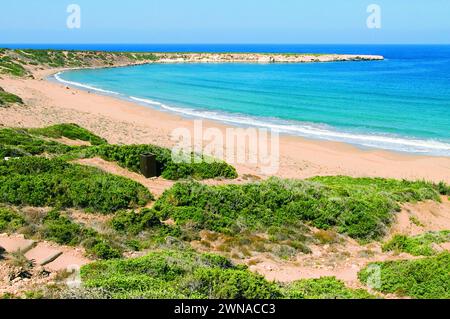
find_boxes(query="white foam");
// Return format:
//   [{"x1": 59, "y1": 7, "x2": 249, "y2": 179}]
[
  {"x1": 129, "y1": 96, "x2": 450, "y2": 156},
  {"x1": 54, "y1": 72, "x2": 120, "y2": 95},
  {"x1": 53, "y1": 72, "x2": 450, "y2": 156}
]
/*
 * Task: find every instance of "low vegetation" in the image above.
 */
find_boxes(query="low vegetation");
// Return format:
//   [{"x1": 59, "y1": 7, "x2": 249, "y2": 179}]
[
  {"x1": 81, "y1": 250, "x2": 374, "y2": 299},
  {"x1": 110, "y1": 209, "x2": 162, "y2": 235},
  {"x1": 0, "y1": 55, "x2": 27, "y2": 76},
  {"x1": 0, "y1": 157, "x2": 152, "y2": 213},
  {"x1": 154, "y1": 177, "x2": 440, "y2": 241},
  {"x1": 0, "y1": 87, "x2": 23, "y2": 106},
  {"x1": 0, "y1": 128, "x2": 75, "y2": 157},
  {"x1": 79, "y1": 249, "x2": 374, "y2": 299},
  {"x1": 0, "y1": 49, "x2": 161, "y2": 77},
  {"x1": 358, "y1": 252, "x2": 450, "y2": 299},
  {"x1": 29, "y1": 123, "x2": 107, "y2": 146},
  {"x1": 0, "y1": 124, "x2": 238, "y2": 181},
  {"x1": 282, "y1": 277, "x2": 375, "y2": 299},
  {"x1": 81, "y1": 249, "x2": 281, "y2": 299},
  {"x1": 437, "y1": 181, "x2": 450, "y2": 196},
  {"x1": 0, "y1": 208, "x2": 25, "y2": 232},
  {"x1": 16, "y1": 209, "x2": 121, "y2": 260},
  {"x1": 109, "y1": 208, "x2": 183, "y2": 252},
  {"x1": 382, "y1": 231, "x2": 450, "y2": 256},
  {"x1": 83, "y1": 144, "x2": 238, "y2": 180}
]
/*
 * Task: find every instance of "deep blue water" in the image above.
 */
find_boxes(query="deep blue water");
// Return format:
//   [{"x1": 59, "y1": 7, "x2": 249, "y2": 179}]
[{"x1": 38, "y1": 44, "x2": 450, "y2": 155}]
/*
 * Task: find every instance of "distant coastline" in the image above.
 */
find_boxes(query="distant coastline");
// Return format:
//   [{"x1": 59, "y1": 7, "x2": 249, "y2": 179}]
[{"x1": 140, "y1": 52, "x2": 384, "y2": 63}]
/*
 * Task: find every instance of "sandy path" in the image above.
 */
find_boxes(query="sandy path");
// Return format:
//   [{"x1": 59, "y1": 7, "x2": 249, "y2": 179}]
[
  {"x1": 390, "y1": 196, "x2": 450, "y2": 237},
  {"x1": 74, "y1": 157, "x2": 175, "y2": 197},
  {"x1": 0, "y1": 233, "x2": 90, "y2": 296},
  {"x1": 74, "y1": 158, "x2": 267, "y2": 198}
]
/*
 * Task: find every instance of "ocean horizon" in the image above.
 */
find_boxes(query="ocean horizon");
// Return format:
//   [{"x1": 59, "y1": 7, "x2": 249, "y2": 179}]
[{"x1": 48, "y1": 44, "x2": 450, "y2": 156}]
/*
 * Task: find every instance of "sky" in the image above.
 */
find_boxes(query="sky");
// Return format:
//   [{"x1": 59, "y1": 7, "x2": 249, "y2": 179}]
[{"x1": 1, "y1": 0, "x2": 450, "y2": 44}]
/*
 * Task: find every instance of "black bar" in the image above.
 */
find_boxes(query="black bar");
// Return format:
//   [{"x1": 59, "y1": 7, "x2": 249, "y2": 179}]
[{"x1": 0, "y1": 299, "x2": 443, "y2": 319}]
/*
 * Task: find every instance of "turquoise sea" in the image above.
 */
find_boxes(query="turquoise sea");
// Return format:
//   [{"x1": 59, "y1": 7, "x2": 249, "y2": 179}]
[{"x1": 50, "y1": 45, "x2": 450, "y2": 156}]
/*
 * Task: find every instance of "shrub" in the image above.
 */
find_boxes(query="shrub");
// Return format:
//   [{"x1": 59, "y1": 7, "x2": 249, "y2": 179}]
[
  {"x1": 33, "y1": 210, "x2": 121, "y2": 260},
  {"x1": 111, "y1": 209, "x2": 161, "y2": 235},
  {"x1": 110, "y1": 208, "x2": 184, "y2": 247},
  {"x1": 0, "y1": 208, "x2": 25, "y2": 232},
  {"x1": 0, "y1": 157, "x2": 152, "y2": 213},
  {"x1": 81, "y1": 249, "x2": 280, "y2": 299},
  {"x1": 83, "y1": 144, "x2": 238, "y2": 180},
  {"x1": 0, "y1": 89, "x2": 23, "y2": 106},
  {"x1": 314, "y1": 230, "x2": 340, "y2": 244},
  {"x1": 29, "y1": 123, "x2": 107, "y2": 146},
  {"x1": 86, "y1": 241, "x2": 122, "y2": 260},
  {"x1": 0, "y1": 128, "x2": 75, "y2": 156},
  {"x1": 283, "y1": 277, "x2": 375, "y2": 299},
  {"x1": 0, "y1": 56, "x2": 27, "y2": 76},
  {"x1": 154, "y1": 177, "x2": 440, "y2": 241},
  {"x1": 358, "y1": 253, "x2": 450, "y2": 299},
  {"x1": 80, "y1": 251, "x2": 378, "y2": 299},
  {"x1": 186, "y1": 268, "x2": 281, "y2": 299},
  {"x1": 437, "y1": 181, "x2": 450, "y2": 195},
  {"x1": 382, "y1": 231, "x2": 450, "y2": 256},
  {"x1": 42, "y1": 210, "x2": 87, "y2": 246}
]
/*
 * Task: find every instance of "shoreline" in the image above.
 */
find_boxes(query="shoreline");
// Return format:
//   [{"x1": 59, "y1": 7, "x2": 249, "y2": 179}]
[
  {"x1": 52, "y1": 66, "x2": 450, "y2": 158},
  {"x1": 1, "y1": 63, "x2": 450, "y2": 183}
]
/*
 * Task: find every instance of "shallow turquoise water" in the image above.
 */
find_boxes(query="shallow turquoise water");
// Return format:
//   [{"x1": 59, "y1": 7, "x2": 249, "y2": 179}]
[{"x1": 56, "y1": 45, "x2": 450, "y2": 156}]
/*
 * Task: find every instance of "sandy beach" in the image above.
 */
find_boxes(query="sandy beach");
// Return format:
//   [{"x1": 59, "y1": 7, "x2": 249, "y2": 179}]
[{"x1": 1, "y1": 66, "x2": 450, "y2": 183}]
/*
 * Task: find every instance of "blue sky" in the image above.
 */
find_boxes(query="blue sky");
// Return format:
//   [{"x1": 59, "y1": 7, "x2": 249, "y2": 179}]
[{"x1": 1, "y1": 0, "x2": 449, "y2": 44}]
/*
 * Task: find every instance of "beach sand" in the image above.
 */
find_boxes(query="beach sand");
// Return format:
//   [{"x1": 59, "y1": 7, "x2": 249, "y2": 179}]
[{"x1": 1, "y1": 68, "x2": 450, "y2": 183}]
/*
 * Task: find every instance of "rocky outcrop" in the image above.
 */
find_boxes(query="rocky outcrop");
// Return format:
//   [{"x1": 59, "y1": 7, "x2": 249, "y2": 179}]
[{"x1": 155, "y1": 53, "x2": 384, "y2": 64}]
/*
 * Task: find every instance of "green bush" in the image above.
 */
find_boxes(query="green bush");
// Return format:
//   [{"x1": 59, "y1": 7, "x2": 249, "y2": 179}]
[
  {"x1": 80, "y1": 251, "x2": 378, "y2": 299},
  {"x1": 111, "y1": 209, "x2": 161, "y2": 235},
  {"x1": 81, "y1": 249, "x2": 280, "y2": 299},
  {"x1": 0, "y1": 89, "x2": 23, "y2": 106},
  {"x1": 154, "y1": 177, "x2": 440, "y2": 240},
  {"x1": 86, "y1": 241, "x2": 122, "y2": 260},
  {"x1": 437, "y1": 181, "x2": 450, "y2": 195},
  {"x1": 83, "y1": 144, "x2": 238, "y2": 180},
  {"x1": 187, "y1": 268, "x2": 281, "y2": 299},
  {"x1": 38, "y1": 210, "x2": 121, "y2": 260},
  {"x1": 282, "y1": 277, "x2": 374, "y2": 299},
  {"x1": 110, "y1": 208, "x2": 183, "y2": 247},
  {"x1": 0, "y1": 208, "x2": 25, "y2": 232},
  {"x1": 29, "y1": 123, "x2": 107, "y2": 146},
  {"x1": 0, "y1": 146, "x2": 29, "y2": 159},
  {"x1": 0, "y1": 157, "x2": 152, "y2": 213},
  {"x1": 0, "y1": 56, "x2": 27, "y2": 76},
  {"x1": 358, "y1": 253, "x2": 450, "y2": 299},
  {"x1": 382, "y1": 231, "x2": 450, "y2": 256},
  {"x1": 42, "y1": 210, "x2": 87, "y2": 246},
  {"x1": 0, "y1": 128, "x2": 75, "y2": 156}
]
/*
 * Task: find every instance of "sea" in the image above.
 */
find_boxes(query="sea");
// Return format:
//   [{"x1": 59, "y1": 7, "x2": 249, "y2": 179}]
[{"x1": 8, "y1": 44, "x2": 449, "y2": 156}]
